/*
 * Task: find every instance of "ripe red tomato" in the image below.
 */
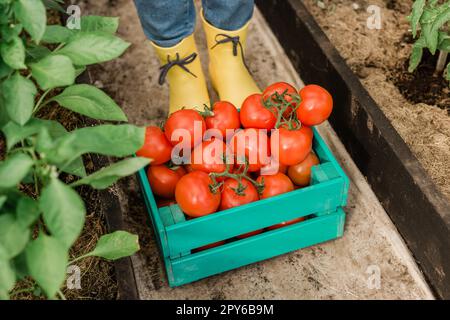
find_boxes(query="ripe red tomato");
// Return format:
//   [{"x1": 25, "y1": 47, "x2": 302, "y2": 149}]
[
  {"x1": 260, "y1": 159, "x2": 288, "y2": 175},
  {"x1": 256, "y1": 172, "x2": 294, "y2": 199},
  {"x1": 192, "y1": 241, "x2": 226, "y2": 252},
  {"x1": 147, "y1": 165, "x2": 186, "y2": 199},
  {"x1": 136, "y1": 126, "x2": 172, "y2": 165},
  {"x1": 262, "y1": 82, "x2": 298, "y2": 117},
  {"x1": 267, "y1": 217, "x2": 306, "y2": 231},
  {"x1": 203, "y1": 101, "x2": 240, "y2": 139},
  {"x1": 220, "y1": 178, "x2": 259, "y2": 211},
  {"x1": 271, "y1": 126, "x2": 313, "y2": 166},
  {"x1": 297, "y1": 85, "x2": 333, "y2": 126},
  {"x1": 287, "y1": 152, "x2": 320, "y2": 187},
  {"x1": 237, "y1": 230, "x2": 263, "y2": 239},
  {"x1": 240, "y1": 93, "x2": 277, "y2": 130},
  {"x1": 230, "y1": 128, "x2": 271, "y2": 172},
  {"x1": 175, "y1": 171, "x2": 221, "y2": 217},
  {"x1": 164, "y1": 109, "x2": 206, "y2": 148},
  {"x1": 191, "y1": 139, "x2": 233, "y2": 178}
]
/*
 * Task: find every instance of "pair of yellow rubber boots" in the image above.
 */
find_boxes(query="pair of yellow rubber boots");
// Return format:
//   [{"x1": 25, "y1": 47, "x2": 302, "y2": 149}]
[{"x1": 153, "y1": 12, "x2": 260, "y2": 113}]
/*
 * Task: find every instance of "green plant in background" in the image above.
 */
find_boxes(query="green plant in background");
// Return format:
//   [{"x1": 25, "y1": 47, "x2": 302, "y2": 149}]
[
  {"x1": 0, "y1": 0, "x2": 149, "y2": 299},
  {"x1": 408, "y1": 0, "x2": 450, "y2": 83}
]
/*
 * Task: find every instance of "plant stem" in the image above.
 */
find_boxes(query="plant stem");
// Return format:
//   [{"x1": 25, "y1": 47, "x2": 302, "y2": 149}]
[
  {"x1": 57, "y1": 289, "x2": 67, "y2": 300},
  {"x1": 68, "y1": 253, "x2": 90, "y2": 265},
  {"x1": 33, "y1": 89, "x2": 52, "y2": 114},
  {"x1": 436, "y1": 51, "x2": 449, "y2": 75},
  {"x1": 53, "y1": 43, "x2": 65, "y2": 53}
]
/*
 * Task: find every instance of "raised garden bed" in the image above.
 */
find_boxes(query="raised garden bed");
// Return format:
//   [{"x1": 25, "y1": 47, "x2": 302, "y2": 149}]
[
  {"x1": 256, "y1": 0, "x2": 450, "y2": 299},
  {"x1": 0, "y1": 2, "x2": 141, "y2": 300},
  {"x1": 57, "y1": 5, "x2": 139, "y2": 299},
  {"x1": 89, "y1": 154, "x2": 139, "y2": 300}
]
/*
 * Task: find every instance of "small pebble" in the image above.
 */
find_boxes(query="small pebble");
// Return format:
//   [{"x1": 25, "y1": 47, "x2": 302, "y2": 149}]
[
  {"x1": 94, "y1": 80, "x2": 104, "y2": 89},
  {"x1": 317, "y1": 1, "x2": 326, "y2": 9}
]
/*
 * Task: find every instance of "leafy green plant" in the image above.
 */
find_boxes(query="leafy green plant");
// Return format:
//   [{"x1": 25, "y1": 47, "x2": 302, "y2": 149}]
[
  {"x1": 408, "y1": 0, "x2": 450, "y2": 82},
  {"x1": 0, "y1": 0, "x2": 149, "y2": 299}
]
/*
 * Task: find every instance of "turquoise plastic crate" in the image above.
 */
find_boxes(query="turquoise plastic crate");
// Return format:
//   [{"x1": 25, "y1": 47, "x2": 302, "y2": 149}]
[{"x1": 137, "y1": 128, "x2": 349, "y2": 287}]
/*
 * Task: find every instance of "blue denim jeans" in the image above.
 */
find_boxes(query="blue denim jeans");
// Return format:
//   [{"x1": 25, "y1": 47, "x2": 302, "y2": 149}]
[{"x1": 134, "y1": 0, "x2": 254, "y2": 47}]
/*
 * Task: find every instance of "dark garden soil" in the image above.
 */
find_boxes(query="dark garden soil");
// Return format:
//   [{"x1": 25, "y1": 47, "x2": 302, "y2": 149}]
[
  {"x1": 391, "y1": 50, "x2": 450, "y2": 112},
  {"x1": 303, "y1": 0, "x2": 450, "y2": 201}
]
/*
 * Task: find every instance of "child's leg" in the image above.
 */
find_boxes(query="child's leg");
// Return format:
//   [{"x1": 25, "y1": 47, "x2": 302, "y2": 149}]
[
  {"x1": 133, "y1": 0, "x2": 210, "y2": 113},
  {"x1": 134, "y1": 0, "x2": 196, "y2": 47},
  {"x1": 201, "y1": 0, "x2": 259, "y2": 109},
  {"x1": 202, "y1": 0, "x2": 254, "y2": 31}
]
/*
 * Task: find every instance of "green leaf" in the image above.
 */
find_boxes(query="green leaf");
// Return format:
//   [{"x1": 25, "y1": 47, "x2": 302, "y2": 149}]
[
  {"x1": 16, "y1": 196, "x2": 40, "y2": 228},
  {"x1": 2, "y1": 119, "x2": 86, "y2": 176},
  {"x1": 0, "y1": 291, "x2": 9, "y2": 300},
  {"x1": 0, "y1": 214, "x2": 30, "y2": 260},
  {"x1": 42, "y1": 25, "x2": 75, "y2": 44},
  {"x1": 12, "y1": 251, "x2": 29, "y2": 280},
  {"x1": 420, "y1": 3, "x2": 450, "y2": 54},
  {"x1": 428, "y1": 5, "x2": 450, "y2": 54},
  {"x1": 2, "y1": 118, "x2": 64, "y2": 150},
  {"x1": 40, "y1": 178, "x2": 86, "y2": 248},
  {"x1": 438, "y1": 32, "x2": 450, "y2": 51},
  {"x1": 429, "y1": 0, "x2": 439, "y2": 8},
  {"x1": 409, "y1": 0, "x2": 426, "y2": 38},
  {"x1": 14, "y1": 0, "x2": 46, "y2": 43},
  {"x1": 0, "y1": 94, "x2": 8, "y2": 128},
  {"x1": 74, "y1": 65, "x2": 86, "y2": 77},
  {"x1": 34, "y1": 125, "x2": 54, "y2": 155},
  {"x1": 0, "y1": 153, "x2": 34, "y2": 189},
  {"x1": 58, "y1": 32, "x2": 130, "y2": 65},
  {"x1": 84, "y1": 231, "x2": 139, "y2": 260},
  {"x1": 30, "y1": 55, "x2": 76, "y2": 90},
  {"x1": 0, "y1": 190, "x2": 21, "y2": 213},
  {"x1": 0, "y1": 23, "x2": 23, "y2": 42},
  {"x1": 42, "y1": 0, "x2": 65, "y2": 13},
  {"x1": 26, "y1": 45, "x2": 52, "y2": 63},
  {"x1": 0, "y1": 36, "x2": 26, "y2": 69},
  {"x1": 0, "y1": 260, "x2": 15, "y2": 294},
  {"x1": 51, "y1": 84, "x2": 127, "y2": 121},
  {"x1": 72, "y1": 157, "x2": 150, "y2": 189},
  {"x1": 0, "y1": 56, "x2": 12, "y2": 79},
  {"x1": 25, "y1": 233, "x2": 68, "y2": 298},
  {"x1": 1, "y1": 73, "x2": 37, "y2": 125},
  {"x1": 421, "y1": 22, "x2": 439, "y2": 54},
  {"x1": 62, "y1": 157, "x2": 86, "y2": 178},
  {"x1": 408, "y1": 43, "x2": 424, "y2": 72},
  {"x1": 35, "y1": 125, "x2": 87, "y2": 177},
  {"x1": 46, "y1": 124, "x2": 145, "y2": 166},
  {"x1": 81, "y1": 16, "x2": 119, "y2": 34},
  {"x1": 0, "y1": 195, "x2": 6, "y2": 209}
]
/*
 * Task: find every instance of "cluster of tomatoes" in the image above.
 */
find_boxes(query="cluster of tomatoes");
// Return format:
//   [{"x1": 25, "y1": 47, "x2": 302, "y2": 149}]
[{"x1": 137, "y1": 82, "x2": 333, "y2": 249}]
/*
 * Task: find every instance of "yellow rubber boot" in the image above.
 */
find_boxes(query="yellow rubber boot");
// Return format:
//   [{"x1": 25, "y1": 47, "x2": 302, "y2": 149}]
[
  {"x1": 201, "y1": 11, "x2": 261, "y2": 109},
  {"x1": 152, "y1": 34, "x2": 210, "y2": 114}
]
